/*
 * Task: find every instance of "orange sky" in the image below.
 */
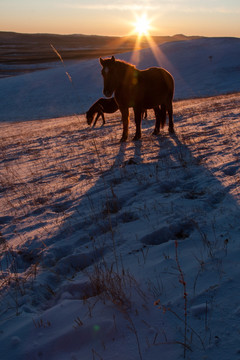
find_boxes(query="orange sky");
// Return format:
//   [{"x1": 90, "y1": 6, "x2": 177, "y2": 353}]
[{"x1": 1, "y1": 0, "x2": 240, "y2": 37}]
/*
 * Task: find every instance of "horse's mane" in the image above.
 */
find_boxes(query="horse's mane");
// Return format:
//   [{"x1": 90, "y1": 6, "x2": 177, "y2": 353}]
[{"x1": 115, "y1": 59, "x2": 136, "y2": 72}]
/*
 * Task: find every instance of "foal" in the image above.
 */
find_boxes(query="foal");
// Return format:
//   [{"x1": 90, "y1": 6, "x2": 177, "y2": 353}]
[
  {"x1": 86, "y1": 97, "x2": 148, "y2": 127},
  {"x1": 86, "y1": 97, "x2": 118, "y2": 127}
]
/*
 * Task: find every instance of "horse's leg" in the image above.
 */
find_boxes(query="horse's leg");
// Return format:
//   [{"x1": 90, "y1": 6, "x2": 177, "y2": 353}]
[
  {"x1": 168, "y1": 103, "x2": 174, "y2": 133},
  {"x1": 120, "y1": 107, "x2": 129, "y2": 142},
  {"x1": 152, "y1": 106, "x2": 161, "y2": 135},
  {"x1": 160, "y1": 104, "x2": 166, "y2": 129},
  {"x1": 93, "y1": 112, "x2": 101, "y2": 127},
  {"x1": 102, "y1": 113, "x2": 105, "y2": 126},
  {"x1": 133, "y1": 107, "x2": 142, "y2": 140}
]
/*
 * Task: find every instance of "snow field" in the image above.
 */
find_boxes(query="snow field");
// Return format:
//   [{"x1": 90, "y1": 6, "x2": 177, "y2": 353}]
[{"x1": 1, "y1": 91, "x2": 240, "y2": 359}]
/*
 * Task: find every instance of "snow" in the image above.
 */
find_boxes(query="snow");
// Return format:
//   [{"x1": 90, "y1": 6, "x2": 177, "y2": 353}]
[{"x1": 0, "y1": 37, "x2": 240, "y2": 360}]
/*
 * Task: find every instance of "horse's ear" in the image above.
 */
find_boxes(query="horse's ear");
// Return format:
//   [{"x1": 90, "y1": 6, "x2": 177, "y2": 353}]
[
  {"x1": 99, "y1": 57, "x2": 104, "y2": 66},
  {"x1": 111, "y1": 56, "x2": 115, "y2": 62}
]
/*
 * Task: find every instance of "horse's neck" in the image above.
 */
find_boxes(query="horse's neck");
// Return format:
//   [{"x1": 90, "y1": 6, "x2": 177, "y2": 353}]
[
  {"x1": 89, "y1": 102, "x2": 100, "y2": 115},
  {"x1": 116, "y1": 62, "x2": 136, "y2": 88}
]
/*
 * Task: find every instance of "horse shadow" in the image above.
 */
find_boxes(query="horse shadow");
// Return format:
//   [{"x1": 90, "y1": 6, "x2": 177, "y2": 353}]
[
  {"x1": 42, "y1": 128, "x2": 240, "y2": 257},
  {"x1": 104, "y1": 130, "x2": 240, "y2": 248}
]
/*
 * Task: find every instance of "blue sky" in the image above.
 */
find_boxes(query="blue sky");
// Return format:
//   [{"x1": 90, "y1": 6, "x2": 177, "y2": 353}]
[{"x1": 1, "y1": 0, "x2": 239, "y2": 36}]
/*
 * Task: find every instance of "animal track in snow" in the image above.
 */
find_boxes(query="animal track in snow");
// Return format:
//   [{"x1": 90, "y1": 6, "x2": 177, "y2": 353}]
[{"x1": 141, "y1": 220, "x2": 194, "y2": 245}]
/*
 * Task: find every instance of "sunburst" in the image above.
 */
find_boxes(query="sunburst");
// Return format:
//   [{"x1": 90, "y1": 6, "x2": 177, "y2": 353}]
[{"x1": 134, "y1": 14, "x2": 150, "y2": 37}]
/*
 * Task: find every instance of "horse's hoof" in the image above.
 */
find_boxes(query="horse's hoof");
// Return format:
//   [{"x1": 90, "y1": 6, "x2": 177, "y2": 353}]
[
  {"x1": 169, "y1": 127, "x2": 175, "y2": 134},
  {"x1": 133, "y1": 134, "x2": 141, "y2": 141},
  {"x1": 152, "y1": 130, "x2": 160, "y2": 136},
  {"x1": 120, "y1": 136, "x2": 127, "y2": 142}
]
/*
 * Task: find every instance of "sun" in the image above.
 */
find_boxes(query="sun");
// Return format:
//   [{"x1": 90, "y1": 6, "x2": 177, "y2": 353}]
[{"x1": 134, "y1": 14, "x2": 150, "y2": 36}]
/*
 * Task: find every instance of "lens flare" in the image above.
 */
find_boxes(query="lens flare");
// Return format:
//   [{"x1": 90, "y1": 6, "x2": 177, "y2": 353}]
[{"x1": 93, "y1": 324, "x2": 100, "y2": 332}]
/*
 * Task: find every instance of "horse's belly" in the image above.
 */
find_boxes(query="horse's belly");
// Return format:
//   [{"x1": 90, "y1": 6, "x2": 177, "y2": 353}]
[
  {"x1": 141, "y1": 94, "x2": 162, "y2": 109},
  {"x1": 137, "y1": 84, "x2": 169, "y2": 108}
]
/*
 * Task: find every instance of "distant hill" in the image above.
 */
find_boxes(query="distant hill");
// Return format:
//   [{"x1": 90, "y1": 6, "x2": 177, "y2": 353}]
[{"x1": 0, "y1": 31, "x2": 203, "y2": 65}]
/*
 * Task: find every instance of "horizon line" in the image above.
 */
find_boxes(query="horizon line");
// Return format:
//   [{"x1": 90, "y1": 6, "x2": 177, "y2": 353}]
[{"x1": 1, "y1": 30, "x2": 240, "y2": 39}]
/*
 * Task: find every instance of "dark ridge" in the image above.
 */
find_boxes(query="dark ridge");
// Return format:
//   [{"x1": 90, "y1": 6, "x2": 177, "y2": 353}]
[{"x1": 0, "y1": 31, "x2": 204, "y2": 66}]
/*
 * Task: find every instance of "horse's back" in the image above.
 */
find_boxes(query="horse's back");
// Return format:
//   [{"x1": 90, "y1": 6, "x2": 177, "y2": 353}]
[
  {"x1": 137, "y1": 67, "x2": 174, "y2": 108},
  {"x1": 99, "y1": 97, "x2": 118, "y2": 113},
  {"x1": 141, "y1": 67, "x2": 174, "y2": 91}
]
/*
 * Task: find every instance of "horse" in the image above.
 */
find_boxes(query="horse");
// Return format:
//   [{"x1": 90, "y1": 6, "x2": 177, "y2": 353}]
[
  {"x1": 86, "y1": 97, "x2": 148, "y2": 127},
  {"x1": 99, "y1": 56, "x2": 174, "y2": 141},
  {"x1": 86, "y1": 97, "x2": 118, "y2": 127}
]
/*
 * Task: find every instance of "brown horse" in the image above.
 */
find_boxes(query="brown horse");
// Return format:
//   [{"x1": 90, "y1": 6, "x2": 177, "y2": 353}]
[
  {"x1": 86, "y1": 97, "x2": 118, "y2": 127},
  {"x1": 99, "y1": 56, "x2": 174, "y2": 141}
]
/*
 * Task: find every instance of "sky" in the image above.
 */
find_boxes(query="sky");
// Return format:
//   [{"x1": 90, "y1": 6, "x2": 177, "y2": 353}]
[{"x1": 1, "y1": 0, "x2": 240, "y2": 37}]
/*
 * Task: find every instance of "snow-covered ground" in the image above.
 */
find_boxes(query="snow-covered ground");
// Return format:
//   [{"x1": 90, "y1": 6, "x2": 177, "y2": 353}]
[{"x1": 0, "y1": 38, "x2": 240, "y2": 360}]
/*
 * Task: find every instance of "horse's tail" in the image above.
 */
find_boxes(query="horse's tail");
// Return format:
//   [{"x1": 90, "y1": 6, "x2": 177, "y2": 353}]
[{"x1": 160, "y1": 105, "x2": 166, "y2": 129}]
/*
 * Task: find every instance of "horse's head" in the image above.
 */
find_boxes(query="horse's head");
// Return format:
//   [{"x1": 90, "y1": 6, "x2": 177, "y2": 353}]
[{"x1": 99, "y1": 56, "x2": 117, "y2": 97}]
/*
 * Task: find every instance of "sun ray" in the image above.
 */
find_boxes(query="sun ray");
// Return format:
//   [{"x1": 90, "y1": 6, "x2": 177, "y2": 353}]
[
  {"x1": 129, "y1": 13, "x2": 175, "y2": 71},
  {"x1": 129, "y1": 13, "x2": 152, "y2": 64},
  {"x1": 107, "y1": 13, "x2": 176, "y2": 74}
]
